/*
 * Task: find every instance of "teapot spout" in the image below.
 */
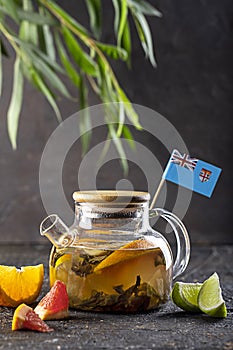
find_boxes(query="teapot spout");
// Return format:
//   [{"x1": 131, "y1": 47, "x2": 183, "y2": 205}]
[{"x1": 40, "y1": 214, "x2": 75, "y2": 248}]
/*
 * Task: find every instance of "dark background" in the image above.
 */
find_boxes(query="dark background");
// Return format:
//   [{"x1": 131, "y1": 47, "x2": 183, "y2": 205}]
[{"x1": 0, "y1": 0, "x2": 232, "y2": 245}]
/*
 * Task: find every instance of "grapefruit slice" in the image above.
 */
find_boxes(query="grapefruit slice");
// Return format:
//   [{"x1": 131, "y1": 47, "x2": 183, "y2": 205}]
[
  {"x1": 34, "y1": 280, "x2": 69, "y2": 320},
  {"x1": 12, "y1": 304, "x2": 53, "y2": 332},
  {"x1": 94, "y1": 238, "x2": 157, "y2": 273}
]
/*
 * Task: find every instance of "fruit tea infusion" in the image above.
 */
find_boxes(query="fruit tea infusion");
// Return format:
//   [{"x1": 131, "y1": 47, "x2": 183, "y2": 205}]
[
  {"x1": 41, "y1": 191, "x2": 190, "y2": 314},
  {"x1": 49, "y1": 238, "x2": 172, "y2": 313}
]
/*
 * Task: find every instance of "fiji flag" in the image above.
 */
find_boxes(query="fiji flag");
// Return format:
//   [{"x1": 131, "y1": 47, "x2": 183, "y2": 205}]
[{"x1": 163, "y1": 149, "x2": 222, "y2": 197}]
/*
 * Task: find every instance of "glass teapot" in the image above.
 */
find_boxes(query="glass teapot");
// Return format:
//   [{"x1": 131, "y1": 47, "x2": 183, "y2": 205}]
[{"x1": 40, "y1": 191, "x2": 190, "y2": 313}]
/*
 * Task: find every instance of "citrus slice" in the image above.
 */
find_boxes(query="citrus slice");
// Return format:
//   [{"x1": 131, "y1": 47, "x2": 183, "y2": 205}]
[
  {"x1": 198, "y1": 272, "x2": 227, "y2": 318},
  {"x1": 171, "y1": 281, "x2": 202, "y2": 312},
  {"x1": 94, "y1": 238, "x2": 157, "y2": 273},
  {"x1": 0, "y1": 264, "x2": 44, "y2": 307},
  {"x1": 50, "y1": 254, "x2": 72, "y2": 286},
  {"x1": 12, "y1": 303, "x2": 53, "y2": 332},
  {"x1": 34, "y1": 280, "x2": 69, "y2": 320},
  {"x1": 55, "y1": 254, "x2": 72, "y2": 268}
]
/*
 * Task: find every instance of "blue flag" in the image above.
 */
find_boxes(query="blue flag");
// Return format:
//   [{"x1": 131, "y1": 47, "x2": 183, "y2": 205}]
[{"x1": 163, "y1": 149, "x2": 222, "y2": 197}]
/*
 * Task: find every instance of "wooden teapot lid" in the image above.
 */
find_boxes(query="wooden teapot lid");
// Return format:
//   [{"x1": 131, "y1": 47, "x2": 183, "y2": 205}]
[{"x1": 72, "y1": 190, "x2": 150, "y2": 203}]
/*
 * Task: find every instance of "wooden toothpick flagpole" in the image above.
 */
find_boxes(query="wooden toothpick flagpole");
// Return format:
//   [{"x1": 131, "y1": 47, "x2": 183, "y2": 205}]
[
  {"x1": 150, "y1": 150, "x2": 174, "y2": 210},
  {"x1": 149, "y1": 176, "x2": 165, "y2": 210}
]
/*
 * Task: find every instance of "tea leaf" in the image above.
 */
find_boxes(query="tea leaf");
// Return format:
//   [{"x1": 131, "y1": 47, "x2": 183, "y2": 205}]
[
  {"x1": 7, "y1": 56, "x2": 24, "y2": 149},
  {"x1": 76, "y1": 275, "x2": 159, "y2": 313},
  {"x1": 85, "y1": 0, "x2": 102, "y2": 39}
]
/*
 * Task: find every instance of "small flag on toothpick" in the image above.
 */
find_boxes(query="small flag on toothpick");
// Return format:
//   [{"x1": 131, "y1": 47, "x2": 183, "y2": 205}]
[{"x1": 163, "y1": 149, "x2": 222, "y2": 197}]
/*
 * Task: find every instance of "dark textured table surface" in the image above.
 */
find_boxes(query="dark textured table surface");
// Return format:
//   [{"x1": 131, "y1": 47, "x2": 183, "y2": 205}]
[{"x1": 0, "y1": 244, "x2": 232, "y2": 350}]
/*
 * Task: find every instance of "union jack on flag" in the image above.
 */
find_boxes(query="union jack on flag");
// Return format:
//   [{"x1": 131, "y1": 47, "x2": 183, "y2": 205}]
[
  {"x1": 171, "y1": 149, "x2": 198, "y2": 171},
  {"x1": 163, "y1": 149, "x2": 222, "y2": 197}
]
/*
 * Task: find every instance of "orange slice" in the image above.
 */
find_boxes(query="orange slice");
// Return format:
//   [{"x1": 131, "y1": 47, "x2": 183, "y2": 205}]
[
  {"x1": 0, "y1": 264, "x2": 44, "y2": 307},
  {"x1": 94, "y1": 238, "x2": 157, "y2": 273}
]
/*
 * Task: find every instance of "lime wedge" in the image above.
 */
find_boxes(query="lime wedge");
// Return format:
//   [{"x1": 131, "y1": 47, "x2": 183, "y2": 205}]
[
  {"x1": 198, "y1": 272, "x2": 227, "y2": 318},
  {"x1": 171, "y1": 281, "x2": 202, "y2": 312}
]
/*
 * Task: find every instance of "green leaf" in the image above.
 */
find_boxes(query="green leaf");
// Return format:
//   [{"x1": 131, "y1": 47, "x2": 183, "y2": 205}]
[
  {"x1": 128, "y1": 0, "x2": 162, "y2": 17},
  {"x1": 85, "y1": 0, "x2": 102, "y2": 39},
  {"x1": 112, "y1": 0, "x2": 120, "y2": 36},
  {"x1": 132, "y1": 10, "x2": 156, "y2": 67},
  {"x1": 0, "y1": 5, "x2": 9, "y2": 17},
  {"x1": 18, "y1": 9, "x2": 56, "y2": 25},
  {"x1": 117, "y1": 87, "x2": 142, "y2": 129},
  {"x1": 62, "y1": 26, "x2": 98, "y2": 76},
  {"x1": 122, "y1": 125, "x2": 135, "y2": 149},
  {"x1": 117, "y1": 0, "x2": 128, "y2": 47},
  {"x1": 1, "y1": 0, "x2": 19, "y2": 23},
  {"x1": 97, "y1": 134, "x2": 111, "y2": 168},
  {"x1": 121, "y1": 21, "x2": 131, "y2": 67},
  {"x1": 15, "y1": 38, "x2": 64, "y2": 73},
  {"x1": 79, "y1": 73, "x2": 91, "y2": 154},
  {"x1": 7, "y1": 56, "x2": 24, "y2": 149},
  {"x1": 21, "y1": 60, "x2": 33, "y2": 84},
  {"x1": 19, "y1": 0, "x2": 38, "y2": 46},
  {"x1": 0, "y1": 5, "x2": 56, "y2": 25},
  {"x1": 101, "y1": 103, "x2": 129, "y2": 173},
  {"x1": 24, "y1": 48, "x2": 71, "y2": 98},
  {"x1": 97, "y1": 56, "x2": 118, "y2": 104},
  {"x1": 41, "y1": 23, "x2": 56, "y2": 61},
  {"x1": 55, "y1": 33, "x2": 81, "y2": 88},
  {"x1": 30, "y1": 66, "x2": 61, "y2": 122},
  {"x1": 39, "y1": 7, "x2": 56, "y2": 61},
  {"x1": 96, "y1": 42, "x2": 128, "y2": 61},
  {"x1": 41, "y1": 0, "x2": 89, "y2": 37},
  {"x1": 108, "y1": 122, "x2": 128, "y2": 174},
  {"x1": 116, "y1": 101, "x2": 125, "y2": 136}
]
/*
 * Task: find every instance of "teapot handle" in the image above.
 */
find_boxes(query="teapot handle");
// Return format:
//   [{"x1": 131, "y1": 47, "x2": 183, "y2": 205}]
[{"x1": 149, "y1": 208, "x2": 190, "y2": 279}]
